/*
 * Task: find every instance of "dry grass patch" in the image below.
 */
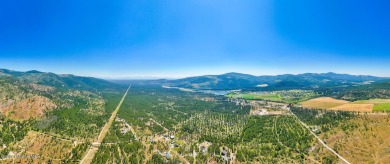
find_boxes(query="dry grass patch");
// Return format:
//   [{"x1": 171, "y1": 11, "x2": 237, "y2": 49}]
[
  {"x1": 353, "y1": 99, "x2": 390, "y2": 112},
  {"x1": 14, "y1": 131, "x2": 74, "y2": 163},
  {"x1": 0, "y1": 96, "x2": 57, "y2": 121},
  {"x1": 300, "y1": 97, "x2": 350, "y2": 109},
  {"x1": 353, "y1": 99, "x2": 390, "y2": 104},
  {"x1": 330, "y1": 103, "x2": 374, "y2": 112},
  {"x1": 317, "y1": 115, "x2": 390, "y2": 164}
]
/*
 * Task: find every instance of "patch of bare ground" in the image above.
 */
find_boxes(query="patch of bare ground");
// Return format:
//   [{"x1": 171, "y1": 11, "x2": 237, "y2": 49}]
[
  {"x1": 0, "y1": 96, "x2": 57, "y2": 121},
  {"x1": 10, "y1": 131, "x2": 75, "y2": 163}
]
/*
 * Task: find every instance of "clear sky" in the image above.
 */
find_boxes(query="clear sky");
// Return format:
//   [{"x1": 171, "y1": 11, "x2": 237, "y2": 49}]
[{"x1": 0, "y1": 0, "x2": 389, "y2": 78}]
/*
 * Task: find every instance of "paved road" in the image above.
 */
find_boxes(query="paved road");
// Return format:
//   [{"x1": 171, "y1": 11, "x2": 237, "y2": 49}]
[
  {"x1": 290, "y1": 111, "x2": 351, "y2": 164},
  {"x1": 80, "y1": 86, "x2": 131, "y2": 164}
]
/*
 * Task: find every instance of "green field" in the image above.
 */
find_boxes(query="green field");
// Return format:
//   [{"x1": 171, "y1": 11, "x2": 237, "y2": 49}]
[
  {"x1": 242, "y1": 94, "x2": 282, "y2": 101},
  {"x1": 353, "y1": 99, "x2": 390, "y2": 112},
  {"x1": 373, "y1": 103, "x2": 390, "y2": 112},
  {"x1": 226, "y1": 93, "x2": 282, "y2": 101},
  {"x1": 226, "y1": 90, "x2": 318, "y2": 103}
]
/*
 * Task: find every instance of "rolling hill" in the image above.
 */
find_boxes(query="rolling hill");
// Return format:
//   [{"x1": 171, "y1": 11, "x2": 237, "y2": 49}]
[
  {"x1": 0, "y1": 68, "x2": 122, "y2": 120},
  {"x1": 161, "y1": 72, "x2": 387, "y2": 90},
  {"x1": 0, "y1": 69, "x2": 121, "y2": 91}
]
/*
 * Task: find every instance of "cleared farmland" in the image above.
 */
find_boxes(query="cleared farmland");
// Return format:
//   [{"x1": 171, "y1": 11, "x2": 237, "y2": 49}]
[
  {"x1": 353, "y1": 99, "x2": 390, "y2": 112},
  {"x1": 330, "y1": 103, "x2": 373, "y2": 112},
  {"x1": 227, "y1": 93, "x2": 282, "y2": 101},
  {"x1": 301, "y1": 97, "x2": 390, "y2": 112},
  {"x1": 300, "y1": 97, "x2": 350, "y2": 109}
]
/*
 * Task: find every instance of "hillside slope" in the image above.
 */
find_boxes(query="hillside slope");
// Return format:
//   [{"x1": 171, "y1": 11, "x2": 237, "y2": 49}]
[
  {"x1": 0, "y1": 68, "x2": 121, "y2": 120},
  {"x1": 162, "y1": 72, "x2": 386, "y2": 90}
]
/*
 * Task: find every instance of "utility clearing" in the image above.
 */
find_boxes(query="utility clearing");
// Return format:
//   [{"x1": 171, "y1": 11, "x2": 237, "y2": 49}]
[{"x1": 80, "y1": 86, "x2": 131, "y2": 164}]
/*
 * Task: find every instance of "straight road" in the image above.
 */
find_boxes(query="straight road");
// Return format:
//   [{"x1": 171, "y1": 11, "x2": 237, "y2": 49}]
[
  {"x1": 290, "y1": 110, "x2": 351, "y2": 164},
  {"x1": 80, "y1": 86, "x2": 131, "y2": 164}
]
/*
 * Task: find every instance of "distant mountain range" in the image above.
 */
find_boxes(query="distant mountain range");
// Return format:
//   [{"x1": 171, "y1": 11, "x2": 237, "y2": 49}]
[
  {"x1": 0, "y1": 69, "x2": 120, "y2": 91},
  {"x1": 158, "y1": 72, "x2": 389, "y2": 90},
  {"x1": 1, "y1": 69, "x2": 388, "y2": 92}
]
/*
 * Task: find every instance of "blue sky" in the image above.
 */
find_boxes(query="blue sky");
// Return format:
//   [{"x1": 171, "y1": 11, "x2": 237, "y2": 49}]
[{"x1": 0, "y1": 0, "x2": 389, "y2": 78}]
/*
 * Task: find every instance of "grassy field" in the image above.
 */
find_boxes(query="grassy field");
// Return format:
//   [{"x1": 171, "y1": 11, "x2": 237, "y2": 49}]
[
  {"x1": 330, "y1": 103, "x2": 373, "y2": 112},
  {"x1": 301, "y1": 97, "x2": 390, "y2": 112},
  {"x1": 300, "y1": 97, "x2": 350, "y2": 109},
  {"x1": 227, "y1": 90, "x2": 317, "y2": 103},
  {"x1": 372, "y1": 103, "x2": 390, "y2": 112},
  {"x1": 242, "y1": 93, "x2": 282, "y2": 101},
  {"x1": 226, "y1": 93, "x2": 283, "y2": 101},
  {"x1": 353, "y1": 99, "x2": 390, "y2": 112}
]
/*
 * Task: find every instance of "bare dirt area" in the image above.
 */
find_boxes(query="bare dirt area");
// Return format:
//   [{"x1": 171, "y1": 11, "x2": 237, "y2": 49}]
[
  {"x1": 0, "y1": 96, "x2": 57, "y2": 121},
  {"x1": 7, "y1": 131, "x2": 76, "y2": 164},
  {"x1": 300, "y1": 97, "x2": 350, "y2": 109}
]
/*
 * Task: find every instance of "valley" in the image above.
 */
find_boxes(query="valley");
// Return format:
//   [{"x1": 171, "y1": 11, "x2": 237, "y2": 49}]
[
  {"x1": 2, "y1": 1, "x2": 389, "y2": 163},
  {"x1": 0, "y1": 69, "x2": 389, "y2": 163}
]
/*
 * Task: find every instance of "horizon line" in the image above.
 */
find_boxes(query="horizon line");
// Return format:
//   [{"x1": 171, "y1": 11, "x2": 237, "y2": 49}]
[{"x1": 2, "y1": 68, "x2": 389, "y2": 80}]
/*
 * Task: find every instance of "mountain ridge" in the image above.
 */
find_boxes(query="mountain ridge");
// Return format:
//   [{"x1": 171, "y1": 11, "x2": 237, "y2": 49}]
[
  {"x1": 0, "y1": 68, "x2": 121, "y2": 91},
  {"x1": 161, "y1": 72, "x2": 388, "y2": 90}
]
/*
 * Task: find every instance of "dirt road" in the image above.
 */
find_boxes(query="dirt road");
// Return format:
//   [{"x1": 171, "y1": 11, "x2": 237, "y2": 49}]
[{"x1": 290, "y1": 111, "x2": 351, "y2": 164}]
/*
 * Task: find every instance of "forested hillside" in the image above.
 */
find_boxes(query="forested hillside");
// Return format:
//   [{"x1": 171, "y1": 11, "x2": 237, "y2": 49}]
[{"x1": 0, "y1": 69, "x2": 126, "y2": 163}]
